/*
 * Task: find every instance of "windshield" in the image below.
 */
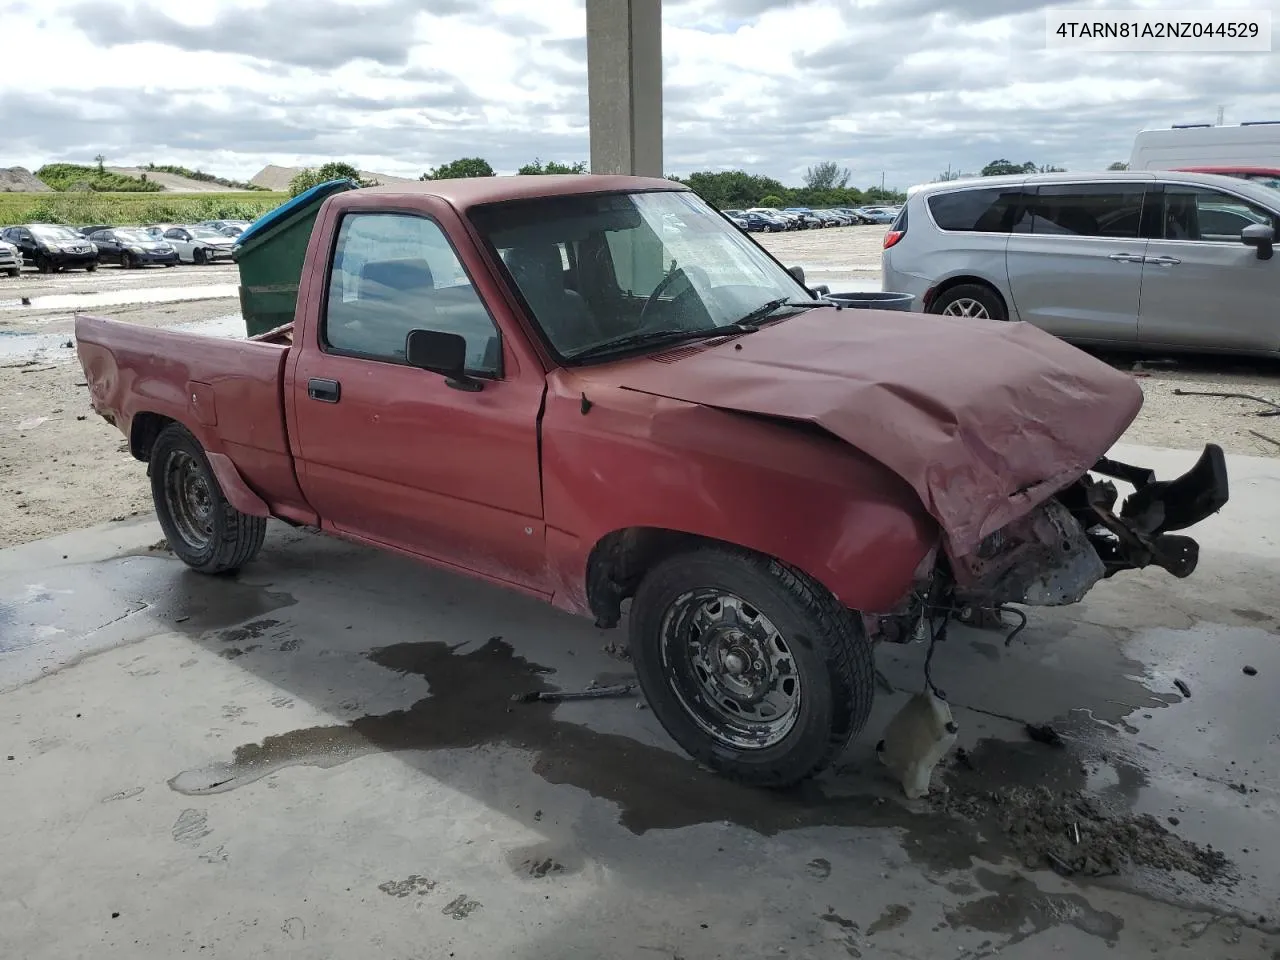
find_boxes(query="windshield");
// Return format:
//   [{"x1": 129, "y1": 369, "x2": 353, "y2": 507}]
[
  {"x1": 189, "y1": 227, "x2": 226, "y2": 239},
  {"x1": 469, "y1": 190, "x2": 813, "y2": 360},
  {"x1": 115, "y1": 229, "x2": 154, "y2": 242},
  {"x1": 31, "y1": 225, "x2": 81, "y2": 241}
]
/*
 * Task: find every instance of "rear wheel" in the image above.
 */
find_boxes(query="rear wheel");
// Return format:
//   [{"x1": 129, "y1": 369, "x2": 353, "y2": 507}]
[
  {"x1": 930, "y1": 283, "x2": 1007, "y2": 322},
  {"x1": 150, "y1": 423, "x2": 266, "y2": 574},
  {"x1": 629, "y1": 545, "x2": 875, "y2": 787}
]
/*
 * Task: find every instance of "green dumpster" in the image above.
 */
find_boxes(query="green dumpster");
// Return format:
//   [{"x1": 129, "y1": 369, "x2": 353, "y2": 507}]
[{"x1": 232, "y1": 178, "x2": 359, "y2": 337}]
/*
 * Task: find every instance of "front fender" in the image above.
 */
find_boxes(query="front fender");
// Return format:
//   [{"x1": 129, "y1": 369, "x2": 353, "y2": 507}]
[{"x1": 540, "y1": 377, "x2": 939, "y2": 615}]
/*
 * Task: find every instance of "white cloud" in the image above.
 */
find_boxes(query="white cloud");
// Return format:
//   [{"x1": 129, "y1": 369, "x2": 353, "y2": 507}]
[{"x1": 1, "y1": 0, "x2": 1277, "y2": 188}]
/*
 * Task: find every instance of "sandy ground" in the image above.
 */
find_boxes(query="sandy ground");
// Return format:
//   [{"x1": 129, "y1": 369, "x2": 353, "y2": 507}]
[{"x1": 2, "y1": 234, "x2": 1278, "y2": 548}]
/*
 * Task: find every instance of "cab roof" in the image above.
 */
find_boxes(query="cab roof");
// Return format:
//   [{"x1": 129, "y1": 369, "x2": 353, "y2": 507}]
[{"x1": 351, "y1": 174, "x2": 687, "y2": 210}]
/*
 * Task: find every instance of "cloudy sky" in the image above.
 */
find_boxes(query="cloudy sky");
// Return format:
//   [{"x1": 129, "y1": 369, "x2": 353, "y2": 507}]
[{"x1": 2, "y1": 0, "x2": 1277, "y2": 190}]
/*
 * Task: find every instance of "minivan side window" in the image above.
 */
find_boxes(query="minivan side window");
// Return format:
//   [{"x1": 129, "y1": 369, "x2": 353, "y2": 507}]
[
  {"x1": 927, "y1": 188, "x2": 1026, "y2": 232},
  {"x1": 1027, "y1": 183, "x2": 1146, "y2": 239},
  {"x1": 1161, "y1": 187, "x2": 1278, "y2": 242}
]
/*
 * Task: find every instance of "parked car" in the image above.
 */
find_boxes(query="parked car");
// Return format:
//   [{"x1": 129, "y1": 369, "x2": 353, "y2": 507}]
[
  {"x1": 854, "y1": 207, "x2": 898, "y2": 224},
  {"x1": 749, "y1": 207, "x2": 801, "y2": 229},
  {"x1": 199, "y1": 219, "x2": 250, "y2": 237},
  {"x1": 882, "y1": 169, "x2": 1279, "y2": 356},
  {"x1": 721, "y1": 209, "x2": 753, "y2": 231},
  {"x1": 75, "y1": 173, "x2": 1227, "y2": 787},
  {"x1": 813, "y1": 210, "x2": 846, "y2": 227},
  {"x1": 784, "y1": 208, "x2": 826, "y2": 228},
  {"x1": 737, "y1": 211, "x2": 785, "y2": 232},
  {"x1": 88, "y1": 227, "x2": 180, "y2": 268},
  {"x1": 0, "y1": 237, "x2": 20, "y2": 276},
  {"x1": 0, "y1": 224, "x2": 98, "y2": 272},
  {"x1": 162, "y1": 225, "x2": 236, "y2": 264},
  {"x1": 77, "y1": 224, "x2": 113, "y2": 238}
]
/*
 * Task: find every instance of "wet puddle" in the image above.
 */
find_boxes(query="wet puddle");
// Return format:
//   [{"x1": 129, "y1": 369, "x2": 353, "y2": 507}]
[{"x1": 167, "y1": 633, "x2": 1241, "y2": 901}]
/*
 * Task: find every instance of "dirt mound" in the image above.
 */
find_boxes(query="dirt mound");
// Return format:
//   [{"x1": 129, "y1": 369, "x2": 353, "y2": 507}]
[
  {"x1": 106, "y1": 167, "x2": 240, "y2": 193},
  {"x1": 931, "y1": 782, "x2": 1233, "y2": 884},
  {"x1": 0, "y1": 167, "x2": 52, "y2": 192}
]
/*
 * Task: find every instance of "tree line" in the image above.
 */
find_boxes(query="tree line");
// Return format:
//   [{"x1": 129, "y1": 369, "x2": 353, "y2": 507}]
[
  {"x1": 286, "y1": 157, "x2": 907, "y2": 207},
  {"x1": 932, "y1": 159, "x2": 1130, "y2": 181}
]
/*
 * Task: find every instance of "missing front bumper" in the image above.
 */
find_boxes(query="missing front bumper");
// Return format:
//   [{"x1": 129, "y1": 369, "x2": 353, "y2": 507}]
[{"x1": 958, "y1": 443, "x2": 1230, "y2": 607}]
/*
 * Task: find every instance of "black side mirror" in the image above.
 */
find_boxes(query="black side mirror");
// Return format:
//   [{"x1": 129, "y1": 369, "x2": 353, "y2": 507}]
[
  {"x1": 787, "y1": 265, "x2": 806, "y2": 286},
  {"x1": 405, "y1": 329, "x2": 482, "y2": 391},
  {"x1": 1242, "y1": 223, "x2": 1274, "y2": 261}
]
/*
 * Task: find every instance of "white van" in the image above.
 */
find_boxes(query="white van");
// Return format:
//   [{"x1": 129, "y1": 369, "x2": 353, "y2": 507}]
[{"x1": 1129, "y1": 123, "x2": 1280, "y2": 187}]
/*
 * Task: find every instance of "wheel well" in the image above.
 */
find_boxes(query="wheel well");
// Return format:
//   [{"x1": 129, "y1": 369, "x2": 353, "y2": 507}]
[
  {"x1": 586, "y1": 527, "x2": 721, "y2": 629},
  {"x1": 928, "y1": 275, "x2": 1007, "y2": 315},
  {"x1": 129, "y1": 412, "x2": 177, "y2": 464}
]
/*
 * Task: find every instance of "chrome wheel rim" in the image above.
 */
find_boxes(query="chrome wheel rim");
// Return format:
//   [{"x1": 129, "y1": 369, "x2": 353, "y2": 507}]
[
  {"x1": 941, "y1": 297, "x2": 991, "y2": 319},
  {"x1": 163, "y1": 450, "x2": 214, "y2": 549},
  {"x1": 660, "y1": 590, "x2": 801, "y2": 749}
]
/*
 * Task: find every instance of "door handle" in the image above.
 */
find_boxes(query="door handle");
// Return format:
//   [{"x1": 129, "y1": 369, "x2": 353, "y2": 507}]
[
  {"x1": 1144, "y1": 255, "x2": 1181, "y2": 266},
  {"x1": 1108, "y1": 252, "x2": 1145, "y2": 263},
  {"x1": 307, "y1": 378, "x2": 341, "y2": 403}
]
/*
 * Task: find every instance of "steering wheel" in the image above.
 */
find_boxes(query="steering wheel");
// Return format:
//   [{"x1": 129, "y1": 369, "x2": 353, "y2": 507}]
[{"x1": 638, "y1": 265, "x2": 686, "y2": 328}]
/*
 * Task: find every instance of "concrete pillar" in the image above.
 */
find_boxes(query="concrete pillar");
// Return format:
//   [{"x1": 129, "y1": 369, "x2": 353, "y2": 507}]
[{"x1": 586, "y1": 0, "x2": 663, "y2": 178}]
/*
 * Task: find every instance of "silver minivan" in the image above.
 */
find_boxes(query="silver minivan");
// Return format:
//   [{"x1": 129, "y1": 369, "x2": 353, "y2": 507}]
[{"x1": 882, "y1": 170, "x2": 1279, "y2": 355}]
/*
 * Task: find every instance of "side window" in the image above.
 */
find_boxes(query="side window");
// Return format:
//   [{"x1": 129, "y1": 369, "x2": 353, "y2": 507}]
[
  {"x1": 164, "y1": 229, "x2": 182, "y2": 239},
  {"x1": 927, "y1": 188, "x2": 1025, "y2": 233},
  {"x1": 1162, "y1": 188, "x2": 1277, "y2": 242},
  {"x1": 323, "y1": 212, "x2": 501, "y2": 374},
  {"x1": 1029, "y1": 184, "x2": 1145, "y2": 239}
]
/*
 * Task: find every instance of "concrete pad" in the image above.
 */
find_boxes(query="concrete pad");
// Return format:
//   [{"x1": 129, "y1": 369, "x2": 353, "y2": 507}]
[{"x1": 1, "y1": 444, "x2": 1278, "y2": 959}]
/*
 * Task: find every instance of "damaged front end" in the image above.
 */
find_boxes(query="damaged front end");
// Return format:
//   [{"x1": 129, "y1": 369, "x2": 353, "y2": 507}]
[{"x1": 871, "y1": 443, "x2": 1229, "y2": 642}]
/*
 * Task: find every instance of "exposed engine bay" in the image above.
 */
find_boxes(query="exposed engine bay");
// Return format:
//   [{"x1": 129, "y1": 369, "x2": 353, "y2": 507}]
[{"x1": 869, "y1": 443, "x2": 1230, "y2": 646}]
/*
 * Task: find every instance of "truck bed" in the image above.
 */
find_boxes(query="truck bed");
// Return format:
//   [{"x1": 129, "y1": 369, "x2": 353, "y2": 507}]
[{"x1": 75, "y1": 314, "x2": 311, "y2": 522}]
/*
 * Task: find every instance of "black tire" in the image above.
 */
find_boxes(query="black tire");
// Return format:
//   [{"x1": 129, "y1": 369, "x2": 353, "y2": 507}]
[
  {"x1": 119, "y1": 252, "x2": 131, "y2": 269},
  {"x1": 86, "y1": 262, "x2": 97, "y2": 272},
  {"x1": 149, "y1": 423, "x2": 266, "y2": 574},
  {"x1": 629, "y1": 545, "x2": 875, "y2": 787},
  {"x1": 4, "y1": 268, "x2": 17, "y2": 278},
  {"x1": 929, "y1": 282, "x2": 1007, "y2": 322},
  {"x1": 36, "y1": 254, "x2": 53, "y2": 274},
  {"x1": 193, "y1": 247, "x2": 207, "y2": 266}
]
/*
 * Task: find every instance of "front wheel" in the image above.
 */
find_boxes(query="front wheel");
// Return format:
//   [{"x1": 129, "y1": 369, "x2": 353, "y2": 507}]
[
  {"x1": 629, "y1": 546, "x2": 875, "y2": 787},
  {"x1": 4, "y1": 268, "x2": 17, "y2": 278},
  {"x1": 193, "y1": 247, "x2": 207, "y2": 265},
  {"x1": 149, "y1": 423, "x2": 266, "y2": 574},
  {"x1": 929, "y1": 283, "x2": 1007, "y2": 322},
  {"x1": 35, "y1": 254, "x2": 53, "y2": 274},
  {"x1": 85, "y1": 262, "x2": 97, "y2": 272}
]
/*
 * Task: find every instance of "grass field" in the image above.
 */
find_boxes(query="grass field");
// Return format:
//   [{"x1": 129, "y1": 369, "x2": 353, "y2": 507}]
[{"x1": 0, "y1": 191, "x2": 288, "y2": 226}]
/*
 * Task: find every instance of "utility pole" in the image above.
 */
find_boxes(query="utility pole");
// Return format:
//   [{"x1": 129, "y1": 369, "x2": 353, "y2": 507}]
[{"x1": 1216, "y1": 105, "x2": 1225, "y2": 126}]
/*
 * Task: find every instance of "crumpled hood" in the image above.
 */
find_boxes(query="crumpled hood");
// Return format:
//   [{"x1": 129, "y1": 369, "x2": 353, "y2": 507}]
[{"x1": 583, "y1": 307, "x2": 1143, "y2": 557}]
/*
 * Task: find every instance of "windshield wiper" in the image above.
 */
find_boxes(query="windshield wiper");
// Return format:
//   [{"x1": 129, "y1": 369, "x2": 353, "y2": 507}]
[
  {"x1": 567, "y1": 322, "x2": 760, "y2": 363},
  {"x1": 734, "y1": 297, "x2": 823, "y2": 327}
]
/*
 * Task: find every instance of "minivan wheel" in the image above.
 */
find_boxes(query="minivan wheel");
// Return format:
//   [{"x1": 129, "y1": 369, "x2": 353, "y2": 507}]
[
  {"x1": 930, "y1": 283, "x2": 1007, "y2": 322},
  {"x1": 629, "y1": 545, "x2": 875, "y2": 787}
]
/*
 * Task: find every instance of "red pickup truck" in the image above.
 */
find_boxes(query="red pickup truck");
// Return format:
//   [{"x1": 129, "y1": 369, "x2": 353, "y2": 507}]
[{"x1": 76, "y1": 175, "x2": 1228, "y2": 786}]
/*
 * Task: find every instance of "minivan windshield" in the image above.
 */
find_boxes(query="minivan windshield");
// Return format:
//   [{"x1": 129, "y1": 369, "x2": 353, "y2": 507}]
[{"x1": 469, "y1": 190, "x2": 818, "y2": 361}]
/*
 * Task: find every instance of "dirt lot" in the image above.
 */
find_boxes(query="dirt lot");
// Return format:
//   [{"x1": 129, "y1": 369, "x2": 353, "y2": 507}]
[{"x1": 2, "y1": 232, "x2": 1278, "y2": 548}]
